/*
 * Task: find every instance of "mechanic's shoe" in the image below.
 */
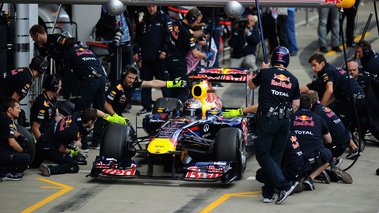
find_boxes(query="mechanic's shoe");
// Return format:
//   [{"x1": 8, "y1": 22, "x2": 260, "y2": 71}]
[
  {"x1": 290, "y1": 181, "x2": 300, "y2": 195},
  {"x1": 376, "y1": 168, "x2": 379, "y2": 175},
  {"x1": 73, "y1": 155, "x2": 88, "y2": 165},
  {"x1": 39, "y1": 164, "x2": 51, "y2": 177},
  {"x1": 320, "y1": 46, "x2": 328, "y2": 53},
  {"x1": 293, "y1": 177, "x2": 305, "y2": 193},
  {"x1": 332, "y1": 167, "x2": 353, "y2": 184},
  {"x1": 81, "y1": 148, "x2": 89, "y2": 153},
  {"x1": 290, "y1": 52, "x2": 297, "y2": 56},
  {"x1": 315, "y1": 170, "x2": 331, "y2": 184},
  {"x1": 353, "y1": 132, "x2": 365, "y2": 152},
  {"x1": 330, "y1": 157, "x2": 343, "y2": 168},
  {"x1": 137, "y1": 108, "x2": 152, "y2": 116},
  {"x1": 275, "y1": 182, "x2": 298, "y2": 205},
  {"x1": 303, "y1": 177, "x2": 315, "y2": 191},
  {"x1": 1, "y1": 172, "x2": 22, "y2": 181},
  {"x1": 263, "y1": 195, "x2": 275, "y2": 203},
  {"x1": 331, "y1": 46, "x2": 342, "y2": 52},
  {"x1": 346, "y1": 149, "x2": 360, "y2": 159}
]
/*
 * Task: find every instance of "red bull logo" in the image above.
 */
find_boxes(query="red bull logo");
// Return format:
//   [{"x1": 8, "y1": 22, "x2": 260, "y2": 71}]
[
  {"x1": 294, "y1": 115, "x2": 314, "y2": 126},
  {"x1": 290, "y1": 135, "x2": 299, "y2": 149},
  {"x1": 221, "y1": 69, "x2": 247, "y2": 75},
  {"x1": 323, "y1": 106, "x2": 336, "y2": 118},
  {"x1": 201, "y1": 69, "x2": 221, "y2": 74},
  {"x1": 321, "y1": 0, "x2": 342, "y2": 5},
  {"x1": 271, "y1": 74, "x2": 292, "y2": 89},
  {"x1": 273, "y1": 74, "x2": 290, "y2": 82}
]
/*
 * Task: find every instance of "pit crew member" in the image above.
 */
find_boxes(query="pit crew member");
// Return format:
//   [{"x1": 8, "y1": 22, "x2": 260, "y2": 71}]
[
  {"x1": 304, "y1": 53, "x2": 365, "y2": 128},
  {"x1": 36, "y1": 108, "x2": 124, "y2": 176},
  {"x1": 105, "y1": 65, "x2": 186, "y2": 124},
  {"x1": 249, "y1": 46, "x2": 300, "y2": 204},
  {"x1": 0, "y1": 98, "x2": 30, "y2": 181},
  {"x1": 165, "y1": 8, "x2": 213, "y2": 103},
  {"x1": 134, "y1": 5, "x2": 172, "y2": 115}
]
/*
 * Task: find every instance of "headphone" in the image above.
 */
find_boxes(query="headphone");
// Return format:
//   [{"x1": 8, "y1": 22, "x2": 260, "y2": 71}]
[
  {"x1": 43, "y1": 74, "x2": 59, "y2": 92},
  {"x1": 121, "y1": 65, "x2": 138, "y2": 80},
  {"x1": 30, "y1": 57, "x2": 49, "y2": 74},
  {"x1": 357, "y1": 41, "x2": 370, "y2": 57},
  {"x1": 187, "y1": 9, "x2": 201, "y2": 24}
]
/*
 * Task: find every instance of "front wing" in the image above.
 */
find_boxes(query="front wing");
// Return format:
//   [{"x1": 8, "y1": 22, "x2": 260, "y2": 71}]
[{"x1": 88, "y1": 156, "x2": 239, "y2": 183}]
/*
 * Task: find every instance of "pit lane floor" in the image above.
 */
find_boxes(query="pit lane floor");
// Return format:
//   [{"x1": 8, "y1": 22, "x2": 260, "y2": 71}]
[{"x1": 1, "y1": 3, "x2": 379, "y2": 212}]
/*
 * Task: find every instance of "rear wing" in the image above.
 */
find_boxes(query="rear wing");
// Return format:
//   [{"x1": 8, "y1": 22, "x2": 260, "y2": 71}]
[
  {"x1": 196, "y1": 67, "x2": 253, "y2": 83},
  {"x1": 189, "y1": 67, "x2": 255, "y2": 108}
]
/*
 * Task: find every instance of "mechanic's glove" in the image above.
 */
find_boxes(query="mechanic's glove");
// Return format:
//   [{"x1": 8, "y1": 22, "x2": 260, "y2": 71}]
[
  {"x1": 70, "y1": 149, "x2": 80, "y2": 156},
  {"x1": 223, "y1": 108, "x2": 244, "y2": 118},
  {"x1": 16, "y1": 135, "x2": 29, "y2": 153},
  {"x1": 205, "y1": 52, "x2": 214, "y2": 60},
  {"x1": 203, "y1": 24, "x2": 214, "y2": 34},
  {"x1": 112, "y1": 113, "x2": 130, "y2": 125},
  {"x1": 103, "y1": 113, "x2": 125, "y2": 124},
  {"x1": 167, "y1": 77, "x2": 187, "y2": 88}
]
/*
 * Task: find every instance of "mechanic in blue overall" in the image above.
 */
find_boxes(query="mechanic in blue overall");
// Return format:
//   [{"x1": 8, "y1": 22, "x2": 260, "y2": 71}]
[
  {"x1": 0, "y1": 56, "x2": 47, "y2": 112},
  {"x1": 134, "y1": 6, "x2": 172, "y2": 115},
  {"x1": 305, "y1": 53, "x2": 366, "y2": 129},
  {"x1": 307, "y1": 90, "x2": 358, "y2": 161},
  {"x1": 36, "y1": 108, "x2": 95, "y2": 176},
  {"x1": 356, "y1": 40, "x2": 379, "y2": 79},
  {"x1": 347, "y1": 60, "x2": 369, "y2": 154},
  {"x1": 105, "y1": 65, "x2": 186, "y2": 122},
  {"x1": 30, "y1": 75, "x2": 62, "y2": 141},
  {"x1": 62, "y1": 38, "x2": 107, "y2": 150},
  {"x1": 29, "y1": 24, "x2": 76, "y2": 98},
  {"x1": 0, "y1": 98, "x2": 30, "y2": 181},
  {"x1": 249, "y1": 46, "x2": 300, "y2": 204},
  {"x1": 165, "y1": 8, "x2": 213, "y2": 104},
  {"x1": 36, "y1": 108, "x2": 122, "y2": 176},
  {"x1": 256, "y1": 131, "x2": 312, "y2": 193},
  {"x1": 291, "y1": 94, "x2": 334, "y2": 190}
]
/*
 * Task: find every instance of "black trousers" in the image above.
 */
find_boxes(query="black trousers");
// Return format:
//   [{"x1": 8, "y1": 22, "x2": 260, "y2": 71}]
[
  {"x1": 33, "y1": 141, "x2": 79, "y2": 175},
  {"x1": 0, "y1": 149, "x2": 30, "y2": 174},
  {"x1": 140, "y1": 59, "x2": 170, "y2": 110},
  {"x1": 164, "y1": 57, "x2": 189, "y2": 104}
]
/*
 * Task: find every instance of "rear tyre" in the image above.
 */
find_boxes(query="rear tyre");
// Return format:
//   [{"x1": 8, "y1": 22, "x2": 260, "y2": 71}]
[
  {"x1": 58, "y1": 101, "x2": 74, "y2": 117},
  {"x1": 100, "y1": 123, "x2": 133, "y2": 159},
  {"x1": 214, "y1": 127, "x2": 246, "y2": 180},
  {"x1": 15, "y1": 124, "x2": 36, "y2": 166}
]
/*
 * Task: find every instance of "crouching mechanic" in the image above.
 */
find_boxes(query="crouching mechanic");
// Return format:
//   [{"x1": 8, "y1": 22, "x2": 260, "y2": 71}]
[
  {"x1": 36, "y1": 108, "x2": 126, "y2": 176},
  {"x1": 0, "y1": 98, "x2": 30, "y2": 181},
  {"x1": 104, "y1": 65, "x2": 186, "y2": 123}
]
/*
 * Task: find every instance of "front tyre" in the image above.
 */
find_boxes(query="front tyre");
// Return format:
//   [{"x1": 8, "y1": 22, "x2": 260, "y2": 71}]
[
  {"x1": 100, "y1": 123, "x2": 134, "y2": 159},
  {"x1": 214, "y1": 127, "x2": 246, "y2": 180}
]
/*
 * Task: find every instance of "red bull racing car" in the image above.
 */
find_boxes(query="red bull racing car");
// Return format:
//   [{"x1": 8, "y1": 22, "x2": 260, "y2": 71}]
[{"x1": 88, "y1": 68, "x2": 256, "y2": 183}]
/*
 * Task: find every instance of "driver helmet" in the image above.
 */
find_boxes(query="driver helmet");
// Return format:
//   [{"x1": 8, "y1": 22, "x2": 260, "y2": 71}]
[{"x1": 183, "y1": 98, "x2": 203, "y2": 119}]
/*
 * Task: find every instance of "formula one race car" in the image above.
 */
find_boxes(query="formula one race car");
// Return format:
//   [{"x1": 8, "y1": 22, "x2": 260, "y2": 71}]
[{"x1": 88, "y1": 68, "x2": 256, "y2": 183}]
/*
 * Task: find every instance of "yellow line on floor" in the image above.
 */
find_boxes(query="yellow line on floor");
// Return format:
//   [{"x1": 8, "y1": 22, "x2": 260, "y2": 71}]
[
  {"x1": 325, "y1": 32, "x2": 371, "y2": 56},
  {"x1": 21, "y1": 178, "x2": 74, "y2": 213},
  {"x1": 199, "y1": 191, "x2": 261, "y2": 213}
]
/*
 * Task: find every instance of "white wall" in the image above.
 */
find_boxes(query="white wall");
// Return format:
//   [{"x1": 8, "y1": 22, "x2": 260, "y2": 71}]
[{"x1": 71, "y1": 5, "x2": 102, "y2": 46}]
